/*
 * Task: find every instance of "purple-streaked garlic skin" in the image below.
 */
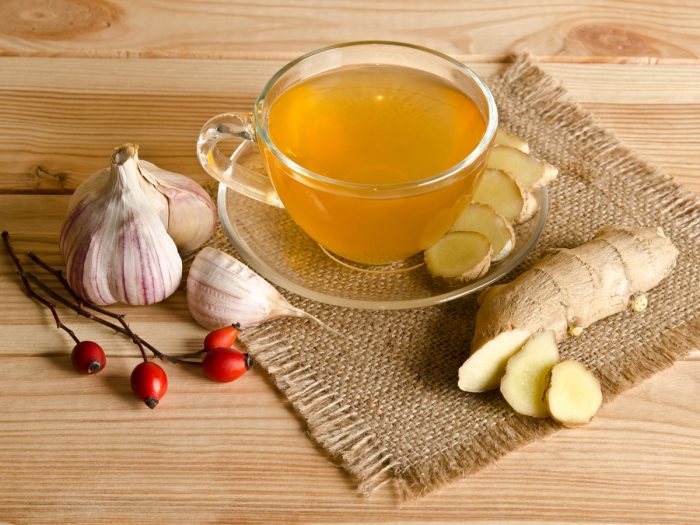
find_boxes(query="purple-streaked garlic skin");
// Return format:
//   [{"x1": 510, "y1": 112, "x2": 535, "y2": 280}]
[
  {"x1": 60, "y1": 145, "x2": 182, "y2": 305},
  {"x1": 187, "y1": 247, "x2": 304, "y2": 330}
]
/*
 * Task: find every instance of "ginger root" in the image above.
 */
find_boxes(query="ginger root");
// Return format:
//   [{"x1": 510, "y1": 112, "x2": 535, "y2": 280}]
[
  {"x1": 494, "y1": 128, "x2": 529, "y2": 153},
  {"x1": 450, "y1": 203, "x2": 515, "y2": 262},
  {"x1": 424, "y1": 231, "x2": 492, "y2": 282},
  {"x1": 458, "y1": 225, "x2": 678, "y2": 392},
  {"x1": 486, "y1": 145, "x2": 558, "y2": 189},
  {"x1": 472, "y1": 169, "x2": 537, "y2": 224},
  {"x1": 500, "y1": 331, "x2": 559, "y2": 418},
  {"x1": 545, "y1": 360, "x2": 602, "y2": 427}
]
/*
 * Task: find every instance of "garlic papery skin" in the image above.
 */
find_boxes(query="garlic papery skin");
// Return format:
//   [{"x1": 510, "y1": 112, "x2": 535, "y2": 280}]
[
  {"x1": 187, "y1": 247, "x2": 306, "y2": 329},
  {"x1": 137, "y1": 159, "x2": 216, "y2": 255},
  {"x1": 60, "y1": 145, "x2": 183, "y2": 305},
  {"x1": 68, "y1": 145, "x2": 216, "y2": 256}
]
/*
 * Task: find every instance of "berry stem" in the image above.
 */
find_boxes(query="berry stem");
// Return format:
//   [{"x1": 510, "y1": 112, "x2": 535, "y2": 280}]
[
  {"x1": 178, "y1": 349, "x2": 207, "y2": 358},
  {"x1": 117, "y1": 314, "x2": 148, "y2": 362},
  {"x1": 26, "y1": 273, "x2": 198, "y2": 365},
  {"x1": 25, "y1": 272, "x2": 180, "y2": 363},
  {"x1": 2, "y1": 231, "x2": 81, "y2": 345},
  {"x1": 3, "y1": 231, "x2": 201, "y2": 366},
  {"x1": 26, "y1": 251, "x2": 83, "y2": 304}
]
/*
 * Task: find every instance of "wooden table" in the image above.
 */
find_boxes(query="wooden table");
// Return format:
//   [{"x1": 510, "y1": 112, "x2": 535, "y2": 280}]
[{"x1": 1, "y1": 2, "x2": 699, "y2": 523}]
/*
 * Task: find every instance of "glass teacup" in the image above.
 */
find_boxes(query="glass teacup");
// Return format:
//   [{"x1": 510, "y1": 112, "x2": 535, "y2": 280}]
[{"x1": 197, "y1": 41, "x2": 497, "y2": 265}]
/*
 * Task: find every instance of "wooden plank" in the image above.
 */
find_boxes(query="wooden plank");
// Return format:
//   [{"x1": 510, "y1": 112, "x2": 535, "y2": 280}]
[
  {"x1": 0, "y1": 355, "x2": 697, "y2": 524},
  {"x1": 0, "y1": 58, "x2": 699, "y2": 193},
  {"x1": 0, "y1": 0, "x2": 699, "y2": 63},
  {"x1": 3, "y1": 59, "x2": 700, "y2": 104},
  {"x1": 0, "y1": 195, "x2": 196, "y2": 330},
  {"x1": 3, "y1": 194, "x2": 700, "y2": 348}
]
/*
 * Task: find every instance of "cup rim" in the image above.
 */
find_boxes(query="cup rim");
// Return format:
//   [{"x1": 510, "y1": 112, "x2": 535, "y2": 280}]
[{"x1": 254, "y1": 40, "x2": 498, "y2": 192}]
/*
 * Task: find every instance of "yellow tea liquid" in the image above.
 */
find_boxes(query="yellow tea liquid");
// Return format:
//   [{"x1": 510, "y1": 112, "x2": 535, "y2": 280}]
[{"x1": 264, "y1": 65, "x2": 487, "y2": 264}]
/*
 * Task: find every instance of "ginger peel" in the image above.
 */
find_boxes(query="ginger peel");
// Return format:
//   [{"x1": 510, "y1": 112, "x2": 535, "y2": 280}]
[{"x1": 459, "y1": 225, "x2": 678, "y2": 393}]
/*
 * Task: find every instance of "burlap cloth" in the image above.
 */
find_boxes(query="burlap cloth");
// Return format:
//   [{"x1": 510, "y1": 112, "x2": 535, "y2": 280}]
[{"x1": 197, "y1": 54, "x2": 700, "y2": 499}]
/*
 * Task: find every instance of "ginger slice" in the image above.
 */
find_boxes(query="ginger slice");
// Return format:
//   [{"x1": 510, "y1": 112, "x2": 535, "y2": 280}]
[
  {"x1": 500, "y1": 331, "x2": 559, "y2": 418},
  {"x1": 459, "y1": 226, "x2": 677, "y2": 397},
  {"x1": 424, "y1": 231, "x2": 492, "y2": 283},
  {"x1": 458, "y1": 329, "x2": 531, "y2": 392},
  {"x1": 486, "y1": 145, "x2": 558, "y2": 189},
  {"x1": 450, "y1": 203, "x2": 515, "y2": 262},
  {"x1": 495, "y1": 128, "x2": 529, "y2": 153},
  {"x1": 472, "y1": 169, "x2": 537, "y2": 224},
  {"x1": 545, "y1": 360, "x2": 602, "y2": 427}
]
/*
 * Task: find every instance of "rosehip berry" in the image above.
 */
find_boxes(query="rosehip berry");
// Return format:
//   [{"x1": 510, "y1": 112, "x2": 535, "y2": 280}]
[
  {"x1": 71, "y1": 341, "x2": 106, "y2": 374},
  {"x1": 130, "y1": 361, "x2": 168, "y2": 409},
  {"x1": 202, "y1": 348, "x2": 253, "y2": 383},
  {"x1": 204, "y1": 323, "x2": 240, "y2": 351}
]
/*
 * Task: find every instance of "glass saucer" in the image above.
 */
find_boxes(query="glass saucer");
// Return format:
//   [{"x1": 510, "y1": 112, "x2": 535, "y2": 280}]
[{"x1": 217, "y1": 183, "x2": 547, "y2": 310}]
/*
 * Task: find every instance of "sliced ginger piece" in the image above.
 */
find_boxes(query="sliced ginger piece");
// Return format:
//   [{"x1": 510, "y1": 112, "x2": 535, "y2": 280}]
[
  {"x1": 425, "y1": 231, "x2": 492, "y2": 283},
  {"x1": 495, "y1": 128, "x2": 529, "y2": 153},
  {"x1": 500, "y1": 331, "x2": 559, "y2": 418},
  {"x1": 545, "y1": 360, "x2": 602, "y2": 427},
  {"x1": 458, "y1": 329, "x2": 531, "y2": 392},
  {"x1": 486, "y1": 145, "x2": 558, "y2": 189},
  {"x1": 473, "y1": 169, "x2": 537, "y2": 224},
  {"x1": 450, "y1": 203, "x2": 515, "y2": 262}
]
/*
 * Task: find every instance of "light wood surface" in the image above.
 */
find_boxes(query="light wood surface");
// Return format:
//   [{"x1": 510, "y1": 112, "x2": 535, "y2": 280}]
[
  {"x1": 1, "y1": 0, "x2": 700, "y2": 62},
  {"x1": 1, "y1": 2, "x2": 699, "y2": 524}
]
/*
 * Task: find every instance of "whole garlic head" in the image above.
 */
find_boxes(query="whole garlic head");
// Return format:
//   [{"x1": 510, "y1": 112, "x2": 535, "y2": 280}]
[
  {"x1": 69, "y1": 146, "x2": 216, "y2": 255},
  {"x1": 60, "y1": 145, "x2": 183, "y2": 305}
]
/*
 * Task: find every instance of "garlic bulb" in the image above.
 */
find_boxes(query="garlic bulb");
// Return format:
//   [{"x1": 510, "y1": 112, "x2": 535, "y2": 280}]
[
  {"x1": 187, "y1": 247, "x2": 306, "y2": 329},
  {"x1": 69, "y1": 145, "x2": 216, "y2": 255},
  {"x1": 60, "y1": 145, "x2": 182, "y2": 305},
  {"x1": 137, "y1": 159, "x2": 216, "y2": 255}
]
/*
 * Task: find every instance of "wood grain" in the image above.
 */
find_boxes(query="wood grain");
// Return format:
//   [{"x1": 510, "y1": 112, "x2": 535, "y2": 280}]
[
  {"x1": 0, "y1": 195, "x2": 699, "y2": 523},
  {"x1": 0, "y1": 58, "x2": 698, "y2": 193},
  {"x1": 1, "y1": 0, "x2": 700, "y2": 63},
  {"x1": 0, "y1": 358, "x2": 697, "y2": 524},
  {"x1": 3, "y1": 194, "x2": 699, "y2": 357},
  {"x1": 1, "y1": 4, "x2": 700, "y2": 522}
]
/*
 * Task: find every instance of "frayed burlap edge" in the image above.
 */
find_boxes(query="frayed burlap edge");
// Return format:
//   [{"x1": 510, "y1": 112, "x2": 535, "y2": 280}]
[
  {"x1": 394, "y1": 320, "x2": 700, "y2": 499},
  {"x1": 388, "y1": 54, "x2": 700, "y2": 498},
  {"x1": 222, "y1": 54, "x2": 700, "y2": 500},
  {"x1": 239, "y1": 324, "x2": 398, "y2": 496}
]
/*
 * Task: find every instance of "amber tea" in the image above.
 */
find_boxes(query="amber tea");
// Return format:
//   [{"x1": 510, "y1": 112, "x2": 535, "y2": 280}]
[{"x1": 263, "y1": 65, "x2": 487, "y2": 264}]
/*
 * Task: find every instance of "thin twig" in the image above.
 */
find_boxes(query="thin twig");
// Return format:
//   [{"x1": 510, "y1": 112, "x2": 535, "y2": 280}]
[
  {"x1": 26, "y1": 251, "x2": 83, "y2": 304},
  {"x1": 27, "y1": 252, "x2": 203, "y2": 363},
  {"x1": 29, "y1": 251, "x2": 138, "y2": 321},
  {"x1": 27, "y1": 256, "x2": 164, "y2": 358},
  {"x1": 23, "y1": 272, "x2": 201, "y2": 366},
  {"x1": 2, "y1": 232, "x2": 80, "y2": 345},
  {"x1": 178, "y1": 349, "x2": 208, "y2": 359},
  {"x1": 6, "y1": 232, "x2": 204, "y2": 366},
  {"x1": 116, "y1": 315, "x2": 147, "y2": 362}
]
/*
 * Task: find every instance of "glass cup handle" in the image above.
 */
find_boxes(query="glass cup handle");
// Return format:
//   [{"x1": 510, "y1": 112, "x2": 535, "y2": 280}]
[{"x1": 196, "y1": 112, "x2": 283, "y2": 208}]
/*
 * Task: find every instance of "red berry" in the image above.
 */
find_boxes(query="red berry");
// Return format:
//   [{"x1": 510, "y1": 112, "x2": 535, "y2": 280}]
[
  {"x1": 71, "y1": 341, "x2": 106, "y2": 374},
  {"x1": 130, "y1": 361, "x2": 168, "y2": 409},
  {"x1": 202, "y1": 348, "x2": 253, "y2": 383},
  {"x1": 204, "y1": 323, "x2": 240, "y2": 351}
]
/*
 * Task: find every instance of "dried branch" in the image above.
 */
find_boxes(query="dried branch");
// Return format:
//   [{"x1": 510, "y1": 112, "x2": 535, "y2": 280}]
[{"x1": 3, "y1": 231, "x2": 201, "y2": 365}]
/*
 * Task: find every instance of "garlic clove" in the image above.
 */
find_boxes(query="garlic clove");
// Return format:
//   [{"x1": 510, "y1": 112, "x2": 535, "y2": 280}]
[
  {"x1": 60, "y1": 145, "x2": 182, "y2": 305},
  {"x1": 138, "y1": 160, "x2": 216, "y2": 255},
  {"x1": 187, "y1": 247, "x2": 304, "y2": 329}
]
